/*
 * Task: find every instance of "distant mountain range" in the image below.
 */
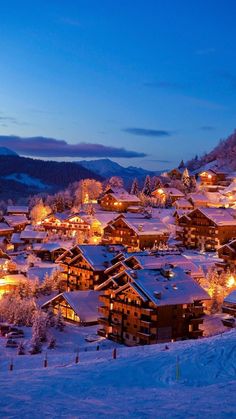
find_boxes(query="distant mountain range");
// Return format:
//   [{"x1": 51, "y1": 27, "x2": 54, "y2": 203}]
[
  {"x1": 0, "y1": 154, "x2": 102, "y2": 202},
  {"x1": 78, "y1": 158, "x2": 161, "y2": 186},
  {"x1": 0, "y1": 147, "x2": 18, "y2": 156}
]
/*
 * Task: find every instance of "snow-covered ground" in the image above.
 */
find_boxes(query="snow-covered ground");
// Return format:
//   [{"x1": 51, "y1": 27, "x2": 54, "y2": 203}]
[{"x1": 0, "y1": 322, "x2": 235, "y2": 418}]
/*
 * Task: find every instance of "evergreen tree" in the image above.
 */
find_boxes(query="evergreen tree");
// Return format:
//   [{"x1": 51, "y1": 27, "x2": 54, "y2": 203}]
[
  {"x1": 130, "y1": 178, "x2": 139, "y2": 195},
  {"x1": 142, "y1": 175, "x2": 152, "y2": 196},
  {"x1": 181, "y1": 168, "x2": 191, "y2": 192},
  {"x1": 178, "y1": 160, "x2": 185, "y2": 169}
]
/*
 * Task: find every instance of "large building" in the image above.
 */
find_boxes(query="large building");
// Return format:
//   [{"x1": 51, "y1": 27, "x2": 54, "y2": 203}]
[
  {"x1": 177, "y1": 208, "x2": 236, "y2": 251},
  {"x1": 56, "y1": 244, "x2": 124, "y2": 291},
  {"x1": 97, "y1": 266, "x2": 209, "y2": 346},
  {"x1": 102, "y1": 214, "x2": 169, "y2": 251},
  {"x1": 99, "y1": 187, "x2": 141, "y2": 212}
]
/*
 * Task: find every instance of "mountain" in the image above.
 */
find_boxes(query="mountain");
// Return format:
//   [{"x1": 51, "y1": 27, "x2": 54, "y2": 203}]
[
  {"x1": 78, "y1": 158, "x2": 159, "y2": 186},
  {"x1": 187, "y1": 130, "x2": 236, "y2": 173},
  {"x1": 0, "y1": 155, "x2": 102, "y2": 202},
  {"x1": 0, "y1": 147, "x2": 18, "y2": 156}
]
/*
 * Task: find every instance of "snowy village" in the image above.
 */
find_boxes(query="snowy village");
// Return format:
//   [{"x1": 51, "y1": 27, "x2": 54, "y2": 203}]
[
  {"x1": 1, "y1": 2, "x2": 236, "y2": 418},
  {"x1": 0, "y1": 165, "x2": 236, "y2": 353}
]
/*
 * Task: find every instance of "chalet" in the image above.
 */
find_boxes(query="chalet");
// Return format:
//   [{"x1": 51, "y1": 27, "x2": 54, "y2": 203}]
[
  {"x1": 187, "y1": 193, "x2": 209, "y2": 208},
  {"x1": 167, "y1": 167, "x2": 184, "y2": 180},
  {"x1": 222, "y1": 290, "x2": 236, "y2": 317},
  {"x1": 20, "y1": 229, "x2": 48, "y2": 245},
  {"x1": 177, "y1": 208, "x2": 236, "y2": 251},
  {"x1": 102, "y1": 214, "x2": 169, "y2": 251},
  {"x1": 198, "y1": 169, "x2": 230, "y2": 188},
  {"x1": 42, "y1": 290, "x2": 100, "y2": 325},
  {"x1": 33, "y1": 242, "x2": 68, "y2": 262},
  {"x1": 7, "y1": 205, "x2": 29, "y2": 216},
  {"x1": 0, "y1": 222, "x2": 14, "y2": 238},
  {"x1": 152, "y1": 187, "x2": 185, "y2": 205},
  {"x1": 99, "y1": 187, "x2": 141, "y2": 212},
  {"x1": 173, "y1": 198, "x2": 193, "y2": 211},
  {"x1": 98, "y1": 266, "x2": 209, "y2": 346},
  {"x1": 218, "y1": 240, "x2": 236, "y2": 268},
  {"x1": 3, "y1": 214, "x2": 29, "y2": 232},
  {"x1": 41, "y1": 212, "x2": 90, "y2": 237},
  {"x1": 56, "y1": 244, "x2": 124, "y2": 291}
]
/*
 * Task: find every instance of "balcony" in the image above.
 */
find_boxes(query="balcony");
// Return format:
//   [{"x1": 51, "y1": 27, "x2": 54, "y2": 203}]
[
  {"x1": 98, "y1": 317, "x2": 109, "y2": 325},
  {"x1": 98, "y1": 306, "x2": 109, "y2": 316}
]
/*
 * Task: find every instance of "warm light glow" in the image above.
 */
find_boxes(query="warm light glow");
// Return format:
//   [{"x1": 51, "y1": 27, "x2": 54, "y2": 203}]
[
  {"x1": 114, "y1": 202, "x2": 118, "y2": 206},
  {"x1": 208, "y1": 174, "x2": 212, "y2": 179},
  {"x1": 227, "y1": 275, "x2": 235, "y2": 288},
  {"x1": 158, "y1": 188, "x2": 164, "y2": 194}
]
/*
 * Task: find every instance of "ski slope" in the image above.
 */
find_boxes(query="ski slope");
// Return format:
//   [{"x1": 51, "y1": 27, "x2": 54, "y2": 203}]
[{"x1": 0, "y1": 328, "x2": 235, "y2": 418}]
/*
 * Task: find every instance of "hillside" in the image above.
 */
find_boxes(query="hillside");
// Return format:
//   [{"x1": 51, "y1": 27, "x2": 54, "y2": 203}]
[
  {"x1": 187, "y1": 130, "x2": 236, "y2": 172},
  {"x1": 0, "y1": 325, "x2": 235, "y2": 418},
  {"x1": 78, "y1": 158, "x2": 158, "y2": 186},
  {"x1": 0, "y1": 155, "x2": 102, "y2": 201}
]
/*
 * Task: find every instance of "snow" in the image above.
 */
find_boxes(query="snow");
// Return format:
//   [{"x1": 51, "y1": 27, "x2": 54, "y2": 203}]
[
  {"x1": 0, "y1": 324, "x2": 235, "y2": 418},
  {"x1": 4, "y1": 173, "x2": 50, "y2": 189},
  {"x1": 224, "y1": 289, "x2": 236, "y2": 304}
]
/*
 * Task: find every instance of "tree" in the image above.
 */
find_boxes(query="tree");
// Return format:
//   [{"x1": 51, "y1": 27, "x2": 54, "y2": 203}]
[
  {"x1": 31, "y1": 309, "x2": 49, "y2": 342},
  {"x1": 30, "y1": 199, "x2": 51, "y2": 224},
  {"x1": 181, "y1": 168, "x2": 191, "y2": 192},
  {"x1": 107, "y1": 176, "x2": 124, "y2": 189},
  {"x1": 178, "y1": 160, "x2": 185, "y2": 169},
  {"x1": 18, "y1": 341, "x2": 25, "y2": 355},
  {"x1": 142, "y1": 175, "x2": 152, "y2": 196},
  {"x1": 130, "y1": 178, "x2": 139, "y2": 196}
]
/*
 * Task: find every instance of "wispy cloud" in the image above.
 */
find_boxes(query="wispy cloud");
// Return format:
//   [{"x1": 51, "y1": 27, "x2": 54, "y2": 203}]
[
  {"x1": 122, "y1": 128, "x2": 171, "y2": 137},
  {"x1": 0, "y1": 135, "x2": 146, "y2": 158},
  {"x1": 0, "y1": 113, "x2": 28, "y2": 127}
]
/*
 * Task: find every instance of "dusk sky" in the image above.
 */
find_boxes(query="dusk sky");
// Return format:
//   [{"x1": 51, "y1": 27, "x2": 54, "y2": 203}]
[{"x1": 0, "y1": 0, "x2": 236, "y2": 170}]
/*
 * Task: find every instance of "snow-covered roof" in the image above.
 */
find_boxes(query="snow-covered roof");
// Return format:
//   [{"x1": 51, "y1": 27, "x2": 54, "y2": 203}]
[
  {"x1": 0, "y1": 222, "x2": 14, "y2": 232},
  {"x1": 7, "y1": 205, "x2": 29, "y2": 214},
  {"x1": 11, "y1": 233, "x2": 23, "y2": 244},
  {"x1": 4, "y1": 214, "x2": 29, "y2": 227},
  {"x1": 33, "y1": 242, "x2": 68, "y2": 252},
  {"x1": 224, "y1": 290, "x2": 236, "y2": 305},
  {"x1": 196, "y1": 208, "x2": 236, "y2": 226},
  {"x1": 121, "y1": 267, "x2": 210, "y2": 306},
  {"x1": 77, "y1": 245, "x2": 124, "y2": 270},
  {"x1": 20, "y1": 230, "x2": 48, "y2": 240},
  {"x1": 27, "y1": 265, "x2": 60, "y2": 283},
  {"x1": 42, "y1": 290, "x2": 100, "y2": 323},
  {"x1": 116, "y1": 214, "x2": 169, "y2": 236}
]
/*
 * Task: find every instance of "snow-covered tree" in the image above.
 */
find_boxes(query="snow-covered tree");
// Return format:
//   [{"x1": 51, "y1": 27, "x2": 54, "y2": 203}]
[
  {"x1": 30, "y1": 199, "x2": 51, "y2": 224},
  {"x1": 107, "y1": 176, "x2": 124, "y2": 189},
  {"x1": 130, "y1": 178, "x2": 139, "y2": 196},
  {"x1": 31, "y1": 309, "x2": 49, "y2": 343},
  {"x1": 142, "y1": 175, "x2": 152, "y2": 196},
  {"x1": 181, "y1": 168, "x2": 191, "y2": 192}
]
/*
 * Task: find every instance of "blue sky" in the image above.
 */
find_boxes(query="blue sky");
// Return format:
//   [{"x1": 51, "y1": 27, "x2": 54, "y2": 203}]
[{"x1": 0, "y1": 0, "x2": 236, "y2": 170}]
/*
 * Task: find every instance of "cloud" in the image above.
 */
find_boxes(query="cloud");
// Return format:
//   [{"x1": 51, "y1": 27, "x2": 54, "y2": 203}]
[
  {"x1": 0, "y1": 113, "x2": 28, "y2": 127},
  {"x1": 200, "y1": 126, "x2": 215, "y2": 131},
  {"x1": 145, "y1": 159, "x2": 172, "y2": 163},
  {"x1": 0, "y1": 135, "x2": 146, "y2": 158},
  {"x1": 123, "y1": 128, "x2": 171, "y2": 137}
]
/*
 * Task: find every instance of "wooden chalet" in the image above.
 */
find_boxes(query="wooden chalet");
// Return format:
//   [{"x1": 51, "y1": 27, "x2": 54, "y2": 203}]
[
  {"x1": 0, "y1": 222, "x2": 14, "y2": 238},
  {"x1": 152, "y1": 187, "x2": 185, "y2": 205},
  {"x1": 7, "y1": 205, "x2": 29, "y2": 216},
  {"x1": 3, "y1": 214, "x2": 29, "y2": 232},
  {"x1": 33, "y1": 242, "x2": 68, "y2": 262},
  {"x1": 41, "y1": 212, "x2": 90, "y2": 237},
  {"x1": 173, "y1": 198, "x2": 193, "y2": 210},
  {"x1": 99, "y1": 187, "x2": 141, "y2": 212},
  {"x1": 56, "y1": 244, "x2": 124, "y2": 291},
  {"x1": 198, "y1": 169, "x2": 230, "y2": 188},
  {"x1": 97, "y1": 266, "x2": 209, "y2": 346},
  {"x1": 102, "y1": 214, "x2": 169, "y2": 251},
  {"x1": 218, "y1": 239, "x2": 236, "y2": 268},
  {"x1": 42, "y1": 290, "x2": 100, "y2": 325},
  {"x1": 222, "y1": 290, "x2": 236, "y2": 317},
  {"x1": 177, "y1": 208, "x2": 236, "y2": 251}
]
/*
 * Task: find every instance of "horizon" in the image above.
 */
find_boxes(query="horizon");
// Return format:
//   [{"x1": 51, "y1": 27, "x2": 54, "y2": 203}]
[{"x1": 0, "y1": 1, "x2": 236, "y2": 170}]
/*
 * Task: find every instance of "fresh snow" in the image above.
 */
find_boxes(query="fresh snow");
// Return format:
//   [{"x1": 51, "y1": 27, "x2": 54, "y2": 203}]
[
  {"x1": 0, "y1": 322, "x2": 235, "y2": 418},
  {"x1": 4, "y1": 173, "x2": 50, "y2": 189}
]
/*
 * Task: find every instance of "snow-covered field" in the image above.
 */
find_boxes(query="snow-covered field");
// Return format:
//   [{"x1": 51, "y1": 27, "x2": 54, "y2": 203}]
[{"x1": 0, "y1": 322, "x2": 236, "y2": 418}]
